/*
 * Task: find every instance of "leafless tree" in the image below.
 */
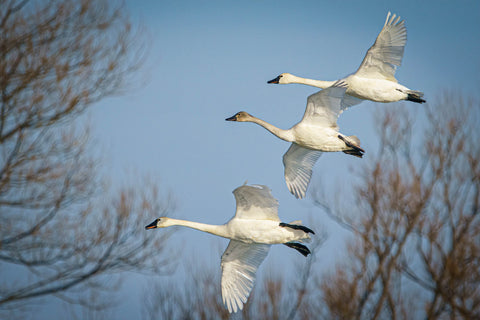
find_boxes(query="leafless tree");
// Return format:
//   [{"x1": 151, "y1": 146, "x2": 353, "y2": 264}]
[
  {"x1": 0, "y1": 0, "x2": 173, "y2": 315},
  {"x1": 314, "y1": 93, "x2": 480, "y2": 319}
]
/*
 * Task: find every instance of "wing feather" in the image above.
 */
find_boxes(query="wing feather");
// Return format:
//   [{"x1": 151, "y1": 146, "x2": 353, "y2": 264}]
[
  {"x1": 355, "y1": 12, "x2": 407, "y2": 81},
  {"x1": 233, "y1": 184, "x2": 279, "y2": 221},
  {"x1": 283, "y1": 143, "x2": 322, "y2": 199},
  {"x1": 301, "y1": 80, "x2": 349, "y2": 128},
  {"x1": 221, "y1": 241, "x2": 270, "y2": 313}
]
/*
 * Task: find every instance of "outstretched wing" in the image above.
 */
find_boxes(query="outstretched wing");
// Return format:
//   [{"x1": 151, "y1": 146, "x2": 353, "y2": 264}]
[
  {"x1": 355, "y1": 12, "x2": 407, "y2": 81},
  {"x1": 221, "y1": 240, "x2": 270, "y2": 313},
  {"x1": 283, "y1": 143, "x2": 322, "y2": 199},
  {"x1": 301, "y1": 80, "x2": 349, "y2": 128},
  {"x1": 233, "y1": 184, "x2": 280, "y2": 221}
]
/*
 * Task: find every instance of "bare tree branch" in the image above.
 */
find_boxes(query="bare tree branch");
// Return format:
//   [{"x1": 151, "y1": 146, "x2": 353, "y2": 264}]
[
  {"x1": 0, "y1": 0, "x2": 174, "y2": 315},
  {"x1": 316, "y1": 94, "x2": 480, "y2": 319}
]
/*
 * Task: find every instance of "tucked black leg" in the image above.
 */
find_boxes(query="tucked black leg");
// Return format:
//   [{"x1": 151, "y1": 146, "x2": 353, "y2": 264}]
[
  {"x1": 279, "y1": 222, "x2": 315, "y2": 234},
  {"x1": 284, "y1": 242, "x2": 311, "y2": 257}
]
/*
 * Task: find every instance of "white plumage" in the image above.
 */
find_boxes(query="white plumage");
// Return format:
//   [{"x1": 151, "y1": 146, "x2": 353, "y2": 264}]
[
  {"x1": 221, "y1": 241, "x2": 270, "y2": 312},
  {"x1": 226, "y1": 81, "x2": 364, "y2": 199},
  {"x1": 268, "y1": 12, "x2": 425, "y2": 104},
  {"x1": 145, "y1": 184, "x2": 314, "y2": 313}
]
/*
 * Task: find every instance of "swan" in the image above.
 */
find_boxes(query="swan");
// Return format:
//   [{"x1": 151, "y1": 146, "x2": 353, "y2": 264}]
[
  {"x1": 145, "y1": 183, "x2": 314, "y2": 313},
  {"x1": 268, "y1": 12, "x2": 425, "y2": 104},
  {"x1": 226, "y1": 81, "x2": 364, "y2": 199}
]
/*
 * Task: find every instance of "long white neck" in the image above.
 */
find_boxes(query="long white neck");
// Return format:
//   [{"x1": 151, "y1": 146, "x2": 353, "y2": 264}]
[
  {"x1": 166, "y1": 218, "x2": 229, "y2": 238},
  {"x1": 247, "y1": 117, "x2": 294, "y2": 142},
  {"x1": 286, "y1": 74, "x2": 335, "y2": 89}
]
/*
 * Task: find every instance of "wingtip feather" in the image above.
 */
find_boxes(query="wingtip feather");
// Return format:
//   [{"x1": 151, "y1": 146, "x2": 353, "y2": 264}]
[
  {"x1": 394, "y1": 15, "x2": 401, "y2": 25},
  {"x1": 385, "y1": 11, "x2": 391, "y2": 26}
]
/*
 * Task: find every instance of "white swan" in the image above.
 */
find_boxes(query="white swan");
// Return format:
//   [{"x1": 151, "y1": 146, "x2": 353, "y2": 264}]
[
  {"x1": 268, "y1": 12, "x2": 425, "y2": 104},
  {"x1": 145, "y1": 184, "x2": 314, "y2": 313},
  {"x1": 226, "y1": 81, "x2": 364, "y2": 199}
]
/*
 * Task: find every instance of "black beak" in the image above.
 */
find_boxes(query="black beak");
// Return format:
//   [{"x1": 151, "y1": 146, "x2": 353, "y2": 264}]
[
  {"x1": 145, "y1": 220, "x2": 158, "y2": 230},
  {"x1": 225, "y1": 114, "x2": 237, "y2": 121},
  {"x1": 267, "y1": 76, "x2": 280, "y2": 84}
]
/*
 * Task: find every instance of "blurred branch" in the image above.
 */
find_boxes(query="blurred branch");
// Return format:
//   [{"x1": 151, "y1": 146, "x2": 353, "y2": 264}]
[
  {"x1": 314, "y1": 94, "x2": 480, "y2": 319},
  {"x1": 0, "y1": 0, "x2": 175, "y2": 314}
]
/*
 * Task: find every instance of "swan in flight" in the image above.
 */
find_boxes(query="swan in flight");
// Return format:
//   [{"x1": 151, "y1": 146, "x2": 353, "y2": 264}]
[
  {"x1": 226, "y1": 81, "x2": 364, "y2": 199},
  {"x1": 268, "y1": 12, "x2": 425, "y2": 104},
  {"x1": 145, "y1": 184, "x2": 314, "y2": 313}
]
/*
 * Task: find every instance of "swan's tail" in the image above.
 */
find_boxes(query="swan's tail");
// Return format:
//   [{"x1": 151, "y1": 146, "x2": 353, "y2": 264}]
[
  {"x1": 283, "y1": 242, "x2": 311, "y2": 257},
  {"x1": 339, "y1": 135, "x2": 365, "y2": 158},
  {"x1": 406, "y1": 90, "x2": 426, "y2": 103}
]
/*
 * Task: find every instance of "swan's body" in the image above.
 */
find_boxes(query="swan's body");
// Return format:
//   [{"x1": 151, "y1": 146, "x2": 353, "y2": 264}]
[
  {"x1": 268, "y1": 12, "x2": 425, "y2": 104},
  {"x1": 145, "y1": 184, "x2": 314, "y2": 313},
  {"x1": 226, "y1": 81, "x2": 364, "y2": 199}
]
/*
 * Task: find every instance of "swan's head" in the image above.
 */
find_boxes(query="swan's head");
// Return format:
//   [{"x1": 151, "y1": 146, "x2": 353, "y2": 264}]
[
  {"x1": 225, "y1": 111, "x2": 253, "y2": 122},
  {"x1": 145, "y1": 217, "x2": 170, "y2": 229},
  {"x1": 267, "y1": 73, "x2": 294, "y2": 84}
]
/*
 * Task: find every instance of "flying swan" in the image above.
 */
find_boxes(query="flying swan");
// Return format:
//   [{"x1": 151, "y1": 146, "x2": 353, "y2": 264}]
[
  {"x1": 268, "y1": 12, "x2": 425, "y2": 105},
  {"x1": 226, "y1": 81, "x2": 363, "y2": 199},
  {"x1": 145, "y1": 184, "x2": 314, "y2": 313}
]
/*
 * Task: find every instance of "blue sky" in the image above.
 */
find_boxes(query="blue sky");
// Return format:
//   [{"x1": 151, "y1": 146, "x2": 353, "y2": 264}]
[{"x1": 82, "y1": 0, "x2": 480, "y2": 318}]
